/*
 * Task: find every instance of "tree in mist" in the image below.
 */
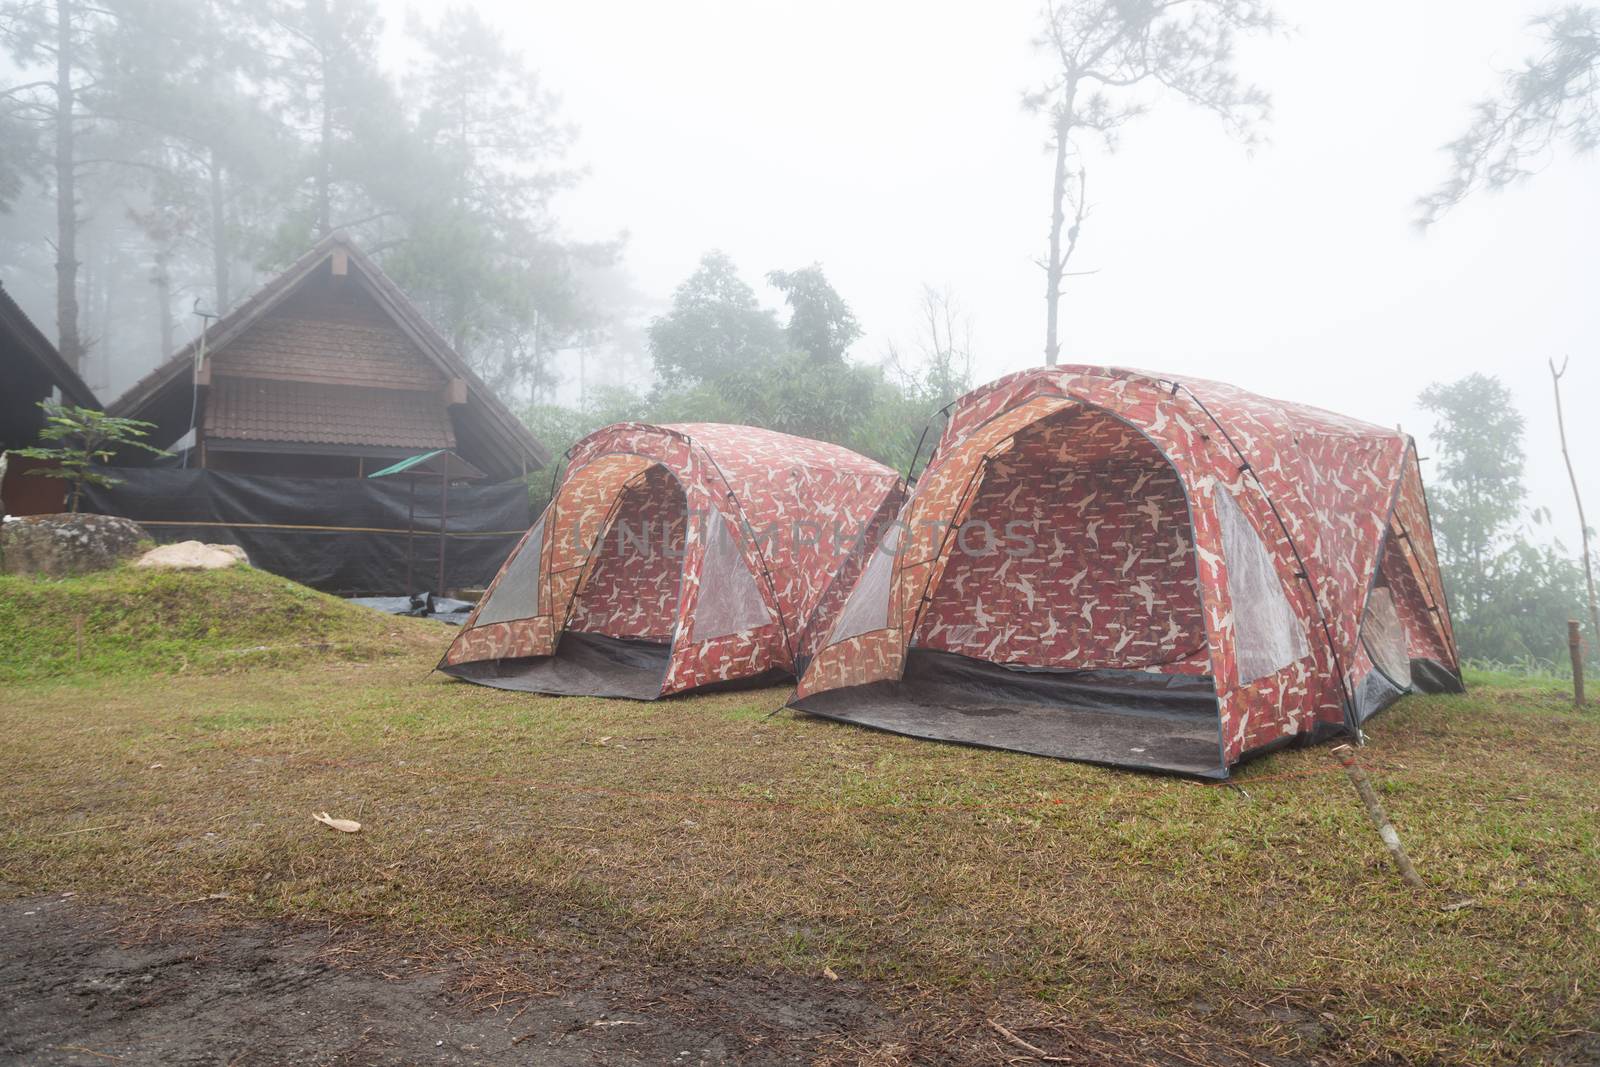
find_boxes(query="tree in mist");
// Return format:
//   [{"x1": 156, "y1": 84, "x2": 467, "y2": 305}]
[
  {"x1": 885, "y1": 285, "x2": 975, "y2": 412},
  {"x1": 0, "y1": 89, "x2": 32, "y2": 213},
  {"x1": 101, "y1": 0, "x2": 288, "y2": 323},
  {"x1": 1419, "y1": 373, "x2": 1588, "y2": 666},
  {"x1": 766, "y1": 264, "x2": 860, "y2": 364},
  {"x1": 876, "y1": 285, "x2": 976, "y2": 473},
  {"x1": 648, "y1": 250, "x2": 785, "y2": 389},
  {"x1": 1418, "y1": 6, "x2": 1599, "y2": 225},
  {"x1": 0, "y1": 0, "x2": 124, "y2": 371},
  {"x1": 261, "y1": 0, "x2": 395, "y2": 249},
  {"x1": 3, "y1": 0, "x2": 304, "y2": 376},
  {"x1": 637, "y1": 253, "x2": 935, "y2": 470},
  {"x1": 713, "y1": 351, "x2": 890, "y2": 453},
  {"x1": 382, "y1": 4, "x2": 616, "y2": 400},
  {"x1": 1420, "y1": 10, "x2": 1600, "y2": 658},
  {"x1": 1419, "y1": 374, "x2": 1528, "y2": 619},
  {"x1": 1, "y1": 0, "x2": 628, "y2": 401},
  {"x1": 1025, "y1": 0, "x2": 1277, "y2": 366}
]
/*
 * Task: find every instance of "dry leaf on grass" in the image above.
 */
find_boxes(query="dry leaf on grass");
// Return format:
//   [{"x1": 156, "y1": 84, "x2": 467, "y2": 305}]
[{"x1": 312, "y1": 811, "x2": 362, "y2": 833}]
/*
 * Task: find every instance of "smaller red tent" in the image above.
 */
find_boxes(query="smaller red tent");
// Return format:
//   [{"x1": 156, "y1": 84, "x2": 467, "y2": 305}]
[
  {"x1": 790, "y1": 366, "x2": 1462, "y2": 777},
  {"x1": 441, "y1": 422, "x2": 904, "y2": 698}
]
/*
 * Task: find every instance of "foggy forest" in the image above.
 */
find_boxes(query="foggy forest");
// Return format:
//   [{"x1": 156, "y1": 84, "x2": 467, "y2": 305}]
[{"x1": 5, "y1": 2, "x2": 1600, "y2": 1063}]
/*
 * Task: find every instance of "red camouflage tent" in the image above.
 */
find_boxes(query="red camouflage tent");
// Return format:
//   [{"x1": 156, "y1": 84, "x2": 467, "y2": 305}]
[
  {"x1": 790, "y1": 366, "x2": 1462, "y2": 777},
  {"x1": 441, "y1": 422, "x2": 905, "y2": 698}
]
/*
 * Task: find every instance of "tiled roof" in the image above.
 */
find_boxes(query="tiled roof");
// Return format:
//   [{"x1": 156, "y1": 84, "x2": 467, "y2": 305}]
[
  {"x1": 204, "y1": 376, "x2": 455, "y2": 450},
  {"x1": 212, "y1": 314, "x2": 447, "y2": 391}
]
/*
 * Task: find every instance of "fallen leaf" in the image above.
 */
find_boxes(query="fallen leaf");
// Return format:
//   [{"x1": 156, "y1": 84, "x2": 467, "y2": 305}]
[{"x1": 312, "y1": 811, "x2": 361, "y2": 833}]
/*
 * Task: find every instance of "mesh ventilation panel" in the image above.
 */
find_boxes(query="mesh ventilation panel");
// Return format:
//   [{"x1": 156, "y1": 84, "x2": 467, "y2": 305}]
[
  {"x1": 688, "y1": 509, "x2": 774, "y2": 641},
  {"x1": 828, "y1": 523, "x2": 900, "y2": 645},
  {"x1": 1361, "y1": 584, "x2": 1411, "y2": 687},
  {"x1": 472, "y1": 514, "x2": 545, "y2": 627},
  {"x1": 1215, "y1": 488, "x2": 1310, "y2": 684}
]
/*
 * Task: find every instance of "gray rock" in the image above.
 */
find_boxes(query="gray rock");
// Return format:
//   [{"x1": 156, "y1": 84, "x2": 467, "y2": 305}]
[{"x1": 0, "y1": 513, "x2": 149, "y2": 577}]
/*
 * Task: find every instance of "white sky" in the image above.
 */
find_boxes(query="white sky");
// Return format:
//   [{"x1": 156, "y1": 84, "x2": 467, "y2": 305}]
[{"x1": 411, "y1": 0, "x2": 1598, "y2": 542}]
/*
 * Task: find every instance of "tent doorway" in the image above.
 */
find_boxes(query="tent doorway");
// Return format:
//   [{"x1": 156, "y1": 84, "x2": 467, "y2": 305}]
[
  {"x1": 803, "y1": 405, "x2": 1225, "y2": 776},
  {"x1": 450, "y1": 463, "x2": 688, "y2": 699},
  {"x1": 569, "y1": 464, "x2": 688, "y2": 645}
]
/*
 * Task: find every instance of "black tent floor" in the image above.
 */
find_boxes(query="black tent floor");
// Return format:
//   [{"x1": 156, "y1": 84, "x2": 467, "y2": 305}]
[
  {"x1": 439, "y1": 630, "x2": 794, "y2": 701},
  {"x1": 440, "y1": 631, "x2": 672, "y2": 699},
  {"x1": 791, "y1": 649, "x2": 1226, "y2": 778}
]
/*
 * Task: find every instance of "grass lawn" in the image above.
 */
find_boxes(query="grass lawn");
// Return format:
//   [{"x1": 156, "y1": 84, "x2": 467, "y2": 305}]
[{"x1": 2, "y1": 567, "x2": 1597, "y2": 1064}]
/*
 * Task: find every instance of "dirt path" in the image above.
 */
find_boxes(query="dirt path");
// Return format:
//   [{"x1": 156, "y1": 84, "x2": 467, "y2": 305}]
[{"x1": 0, "y1": 895, "x2": 896, "y2": 1066}]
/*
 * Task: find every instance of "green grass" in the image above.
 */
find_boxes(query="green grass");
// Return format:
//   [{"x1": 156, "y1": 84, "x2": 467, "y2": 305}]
[
  {"x1": 0, "y1": 591, "x2": 1597, "y2": 1062},
  {"x1": 0, "y1": 564, "x2": 442, "y2": 682},
  {"x1": 1461, "y1": 663, "x2": 1575, "y2": 694}
]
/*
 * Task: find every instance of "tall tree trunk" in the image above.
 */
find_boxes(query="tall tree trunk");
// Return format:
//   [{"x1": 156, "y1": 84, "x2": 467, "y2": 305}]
[
  {"x1": 54, "y1": 0, "x2": 82, "y2": 371},
  {"x1": 209, "y1": 152, "x2": 230, "y2": 311},
  {"x1": 95, "y1": 234, "x2": 116, "y2": 394},
  {"x1": 154, "y1": 247, "x2": 173, "y2": 358},
  {"x1": 316, "y1": 41, "x2": 332, "y2": 235},
  {"x1": 1550, "y1": 359, "x2": 1600, "y2": 653},
  {"x1": 1044, "y1": 120, "x2": 1068, "y2": 368}
]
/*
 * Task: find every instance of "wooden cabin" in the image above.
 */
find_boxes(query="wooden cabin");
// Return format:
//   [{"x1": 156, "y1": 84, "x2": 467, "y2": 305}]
[{"x1": 110, "y1": 233, "x2": 547, "y2": 481}]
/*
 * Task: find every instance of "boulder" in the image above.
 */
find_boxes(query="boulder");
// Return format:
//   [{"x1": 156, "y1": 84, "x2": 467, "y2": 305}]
[
  {"x1": 134, "y1": 541, "x2": 249, "y2": 571},
  {"x1": 0, "y1": 513, "x2": 150, "y2": 577}
]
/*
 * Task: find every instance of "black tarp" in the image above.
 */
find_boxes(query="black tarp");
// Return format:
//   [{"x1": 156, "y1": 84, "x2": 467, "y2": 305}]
[
  {"x1": 84, "y1": 467, "x2": 529, "y2": 595},
  {"x1": 348, "y1": 593, "x2": 477, "y2": 624}
]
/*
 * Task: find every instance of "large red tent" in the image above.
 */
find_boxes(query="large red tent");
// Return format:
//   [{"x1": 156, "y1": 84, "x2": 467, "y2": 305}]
[
  {"x1": 791, "y1": 366, "x2": 1462, "y2": 777},
  {"x1": 441, "y1": 422, "x2": 904, "y2": 698}
]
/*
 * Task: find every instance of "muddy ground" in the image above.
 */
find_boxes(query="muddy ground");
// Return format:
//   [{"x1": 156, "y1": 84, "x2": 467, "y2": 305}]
[
  {"x1": 21, "y1": 893, "x2": 1580, "y2": 1066},
  {"x1": 0, "y1": 894, "x2": 908, "y2": 1066}
]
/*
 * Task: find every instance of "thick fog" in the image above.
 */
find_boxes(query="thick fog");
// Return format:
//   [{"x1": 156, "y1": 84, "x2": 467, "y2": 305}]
[
  {"x1": 389, "y1": 0, "x2": 1594, "y2": 542},
  {"x1": 3, "y1": 0, "x2": 1593, "y2": 544}
]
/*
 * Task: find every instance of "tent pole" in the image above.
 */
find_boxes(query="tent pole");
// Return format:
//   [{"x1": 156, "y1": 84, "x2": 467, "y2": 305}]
[
  {"x1": 406, "y1": 477, "x2": 415, "y2": 599},
  {"x1": 437, "y1": 473, "x2": 449, "y2": 596}
]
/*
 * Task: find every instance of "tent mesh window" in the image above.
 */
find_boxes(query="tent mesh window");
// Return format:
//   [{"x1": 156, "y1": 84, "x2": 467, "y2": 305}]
[
  {"x1": 1361, "y1": 583, "x2": 1410, "y2": 686},
  {"x1": 688, "y1": 510, "x2": 773, "y2": 641},
  {"x1": 473, "y1": 514, "x2": 545, "y2": 627},
  {"x1": 828, "y1": 522, "x2": 900, "y2": 644},
  {"x1": 1214, "y1": 488, "x2": 1309, "y2": 684}
]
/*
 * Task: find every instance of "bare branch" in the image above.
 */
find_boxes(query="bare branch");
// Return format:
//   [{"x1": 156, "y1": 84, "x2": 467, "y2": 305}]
[{"x1": 1027, "y1": 0, "x2": 1278, "y2": 361}]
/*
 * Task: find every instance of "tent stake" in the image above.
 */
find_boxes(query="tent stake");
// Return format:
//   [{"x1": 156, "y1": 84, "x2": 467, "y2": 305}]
[{"x1": 1330, "y1": 744, "x2": 1423, "y2": 889}]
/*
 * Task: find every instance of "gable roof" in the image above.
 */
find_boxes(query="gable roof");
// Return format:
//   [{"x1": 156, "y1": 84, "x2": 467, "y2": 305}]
[
  {"x1": 109, "y1": 232, "x2": 548, "y2": 479},
  {"x1": 0, "y1": 280, "x2": 98, "y2": 409}
]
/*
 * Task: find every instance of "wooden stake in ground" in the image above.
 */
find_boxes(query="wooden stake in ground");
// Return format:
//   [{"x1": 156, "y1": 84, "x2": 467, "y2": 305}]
[
  {"x1": 1572, "y1": 620, "x2": 1587, "y2": 708},
  {"x1": 1330, "y1": 744, "x2": 1424, "y2": 889},
  {"x1": 1550, "y1": 358, "x2": 1599, "y2": 664}
]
